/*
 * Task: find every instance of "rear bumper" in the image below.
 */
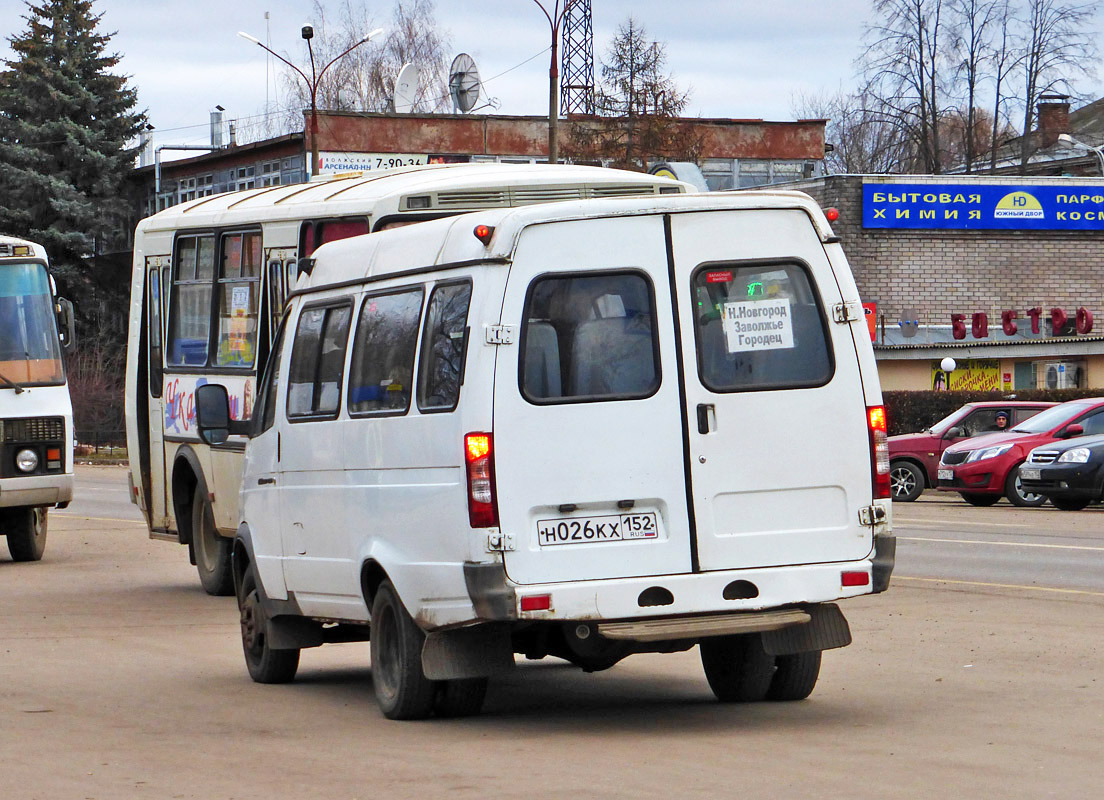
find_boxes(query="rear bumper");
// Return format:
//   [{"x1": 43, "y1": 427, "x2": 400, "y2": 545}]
[
  {"x1": 0, "y1": 472, "x2": 74, "y2": 508},
  {"x1": 465, "y1": 551, "x2": 885, "y2": 625}
]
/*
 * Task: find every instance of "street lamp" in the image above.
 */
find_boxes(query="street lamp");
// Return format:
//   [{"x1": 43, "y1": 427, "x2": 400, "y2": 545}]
[
  {"x1": 1057, "y1": 133, "x2": 1104, "y2": 176},
  {"x1": 238, "y1": 25, "x2": 385, "y2": 177}
]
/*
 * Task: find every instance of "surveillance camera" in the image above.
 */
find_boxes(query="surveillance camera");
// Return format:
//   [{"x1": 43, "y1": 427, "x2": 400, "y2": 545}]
[{"x1": 301, "y1": 25, "x2": 314, "y2": 40}]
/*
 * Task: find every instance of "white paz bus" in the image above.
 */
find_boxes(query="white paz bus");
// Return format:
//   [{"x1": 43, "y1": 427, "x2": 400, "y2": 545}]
[
  {"x1": 124, "y1": 163, "x2": 689, "y2": 594},
  {"x1": 0, "y1": 235, "x2": 76, "y2": 562}
]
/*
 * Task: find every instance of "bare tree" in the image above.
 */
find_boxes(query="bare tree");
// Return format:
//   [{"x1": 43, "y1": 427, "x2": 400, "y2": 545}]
[
  {"x1": 273, "y1": 0, "x2": 451, "y2": 135},
  {"x1": 1016, "y1": 0, "x2": 1097, "y2": 166},
  {"x1": 948, "y1": 0, "x2": 1001, "y2": 171},
  {"x1": 988, "y1": 1, "x2": 1017, "y2": 169},
  {"x1": 861, "y1": 0, "x2": 950, "y2": 172},
  {"x1": 792, "y1": 88, "x2": 912, "y2": 174}
]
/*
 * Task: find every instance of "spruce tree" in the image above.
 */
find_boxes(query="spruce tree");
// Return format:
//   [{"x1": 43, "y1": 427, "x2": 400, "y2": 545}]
[{"x1": 0, "y1": 0, "x2": 145, "y2": 285}]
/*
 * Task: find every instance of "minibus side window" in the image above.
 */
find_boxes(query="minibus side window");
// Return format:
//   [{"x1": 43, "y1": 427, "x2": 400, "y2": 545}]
[
  {"x1": 348, "y1": 288, "x2": 425, "y2": 416},
  {"x1": 286, "y1": 303, "x2": 352, "y2": 420},
  {"x1": 417, "y1": 281, "x2": 472, "y2": 412},
  {"x1": 167, "y1": 234, "x2": 215, "y2": 366},
  {"x1": 519, "y1": 271, "x2": 659, "y2": 403},
  {"x1": 691, "y1": 262, "x2": 833, "y2": 392}
]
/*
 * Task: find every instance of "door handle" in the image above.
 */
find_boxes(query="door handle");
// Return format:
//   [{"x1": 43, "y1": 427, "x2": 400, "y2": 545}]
[
  {"x1": 257, "y1": 477, "x2": 276, "y2": 486},
  {"x1": 697, "y1": 404, "x2": 716, "y2": 434}
]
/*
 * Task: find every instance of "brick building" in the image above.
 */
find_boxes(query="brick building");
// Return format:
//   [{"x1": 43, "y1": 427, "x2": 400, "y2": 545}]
[
  {"x1": 132, "y1": 110, "x2": 828, "y2": 218},
  {"x1": 784, "y1": 174, "x2": 1104, "y2": 391}
]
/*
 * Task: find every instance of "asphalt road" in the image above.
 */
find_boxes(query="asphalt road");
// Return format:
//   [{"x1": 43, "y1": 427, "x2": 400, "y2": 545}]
[
  {"x1": 894, "y1": 491, "x2": 1104, "y2": 594},
  {"x1": 1, "y1": 467, "x2": 1101, "y2": 799}
]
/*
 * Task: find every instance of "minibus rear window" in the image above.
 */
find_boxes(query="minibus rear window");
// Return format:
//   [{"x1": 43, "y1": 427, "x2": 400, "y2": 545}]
[
  {"x1": 519, "y1": 271, "x2": 659, "y2": 404},
  {"x1": 691, "y1": 262, "x2": 832, "y2": 392}
]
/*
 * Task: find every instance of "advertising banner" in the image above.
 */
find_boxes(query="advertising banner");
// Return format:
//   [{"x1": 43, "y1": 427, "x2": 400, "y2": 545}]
[
  {"x1": 931, "y1": 359, "x2": 1000, "y2": 391},
  {"x1": 317, "y1": 152, "x2": 427, "y2": 175},
  {"x1": 863, "y1": 183, "x2": 1104, "y2": 230}
]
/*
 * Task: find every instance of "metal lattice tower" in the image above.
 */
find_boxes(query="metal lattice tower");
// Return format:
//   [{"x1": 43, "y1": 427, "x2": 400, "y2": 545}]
[{"x1": 560, "y1": 0, "x2": 594, "y2": 115}]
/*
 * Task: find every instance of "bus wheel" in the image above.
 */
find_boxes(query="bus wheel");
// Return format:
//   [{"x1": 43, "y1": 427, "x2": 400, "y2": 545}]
[
  {"x1": 370, "y1": 580, "x2": 436, "y2": 720},
  {"x1": 239, "y1": 563, "x2": 299, "y2": 683},
  {"x1": 192, "y1": 492, "x2": 233, "y2": 596},
  {"x1": 4, "y1": 507, "x2": 47, "y2": 562},
  {"x1": 766, "y1": 650, "x2": 822, "y2": 701},
  {"x1": 699, "y1": 632, "x2": 775, "y2": 703}
]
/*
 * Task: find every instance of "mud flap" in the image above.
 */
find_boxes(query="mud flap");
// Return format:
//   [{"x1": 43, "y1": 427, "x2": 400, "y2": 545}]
[
  {"x1": 422, "y1": 624, "x2": 516, "y2": 680},
  {"x1": 761, "y1": 603, "x2": 852, "y2": 656}
]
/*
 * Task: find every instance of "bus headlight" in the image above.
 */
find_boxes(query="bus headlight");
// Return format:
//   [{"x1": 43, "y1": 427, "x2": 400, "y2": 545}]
[{"x1": 15, "y1": 448, "x2": 39, "y2": 473}]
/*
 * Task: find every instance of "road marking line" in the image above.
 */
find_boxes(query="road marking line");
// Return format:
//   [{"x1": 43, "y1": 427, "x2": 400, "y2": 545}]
[
  {"x1": 899, "y1": 535, "x2": 1104, "y2": 552},
  {"x1": 895, "y1": 518, "x2": 1036, "y2": 529},
  {"x1": 896, "y1": 575, "x2": 1104, "y2": 598},
  {"x1": 54, "y1": 515, "x2": 147, "y2": 526}
]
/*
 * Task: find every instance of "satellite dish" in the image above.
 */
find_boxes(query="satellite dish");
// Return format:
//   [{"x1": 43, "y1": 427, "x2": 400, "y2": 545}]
[
  {"x1": 449, "y1": 53, "x2": 481, "y2": 113},
  {"x1": 394, "y1": 63, "x2": 419, "y2": 114}
]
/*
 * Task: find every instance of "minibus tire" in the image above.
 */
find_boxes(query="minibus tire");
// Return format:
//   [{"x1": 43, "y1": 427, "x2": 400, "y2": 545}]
[
  {"x1": 766, "y1": 650, "x2": 822, "y2": 701},
  {"x1": 3, "y1": 507, "x2": 47, "y2": 562},
  {"x1": 239, "y1": 564, "x2": 300, "y2": 684},
  {"x1": 433, "y1": 678, "x2": 489, "y2": 718},
  {"x1": 699, "y1": 633, "x2": 775, "y2": 703},
  {"x1": 192, "y1": 492, "x2": 234, "y2": 596},
  {"x1": 370, "y1": 581, "x2": 436, "y2": 720}
]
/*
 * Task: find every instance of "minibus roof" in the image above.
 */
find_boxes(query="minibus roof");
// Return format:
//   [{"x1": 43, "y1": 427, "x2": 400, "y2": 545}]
[
  {"x1": 136, "y1": 163, "x2": 692, "y2": 233},
  {"x1": 300, "y1": 189, "x2": 835, "y2": 293}
]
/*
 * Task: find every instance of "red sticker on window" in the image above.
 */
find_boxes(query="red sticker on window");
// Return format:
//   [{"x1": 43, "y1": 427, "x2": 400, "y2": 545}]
[{"x1": 706, "y1": 271, "x2": 733, "y2": 284}]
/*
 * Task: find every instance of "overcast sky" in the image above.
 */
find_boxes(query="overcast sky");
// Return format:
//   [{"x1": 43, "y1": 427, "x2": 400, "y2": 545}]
[{"x1": 2, "y1": 0, "x2": 1103, "y2": 153}]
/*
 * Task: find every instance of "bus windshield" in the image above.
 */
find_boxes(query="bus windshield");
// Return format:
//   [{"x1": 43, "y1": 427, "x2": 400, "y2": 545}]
[{"x1": 0, "y1": 261, "x2": 64, "y2": 386}]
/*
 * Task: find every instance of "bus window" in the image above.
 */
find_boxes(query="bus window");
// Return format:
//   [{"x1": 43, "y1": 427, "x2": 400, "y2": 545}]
[
  {"x1": 267, "y1": 258, "x2": 285, "y2": 341},
  {"x1": 215, "y1": 232, "x2": 261, "y2": 368},
  {"x1": 168, "y1": 234, "x2": 215, "y2": 366},
  {"x1": 299, "y1": 218, "x2": 369, "y2": 258}
]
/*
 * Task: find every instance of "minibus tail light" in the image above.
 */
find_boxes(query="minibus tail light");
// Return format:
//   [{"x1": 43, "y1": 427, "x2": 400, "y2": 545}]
[
  {"x1": 868, "y1": 405, "x2": 890, "y2": 499},
  {"x1": 465, "y1": 433, "x2": 498, "y2": 527}
]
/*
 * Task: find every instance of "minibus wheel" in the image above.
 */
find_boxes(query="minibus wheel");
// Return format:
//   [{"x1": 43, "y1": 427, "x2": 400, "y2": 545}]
[
  {"x1": 370, "y1": 581, "x2": 436, "y2": 720},
  {"x1": 3, "y1": 507, "x2": 47, "y2": 562},
  {"x1": 766, "y1": 650, "x2": 822, "y2": 701},
  {"x1": 239, "y1": 564, "x2": 299, "y2": 683},
  {"x1": 699, "y1": 632, "x2": 775, "y2": 702},
  {"x1": 192, "y1": 492, "x2": 233, "y2": 596}
]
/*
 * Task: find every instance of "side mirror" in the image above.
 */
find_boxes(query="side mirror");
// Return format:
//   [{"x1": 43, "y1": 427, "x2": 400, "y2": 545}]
[
  {"x1": 296, "y1": 256, "x2": 315, "y2": 280},
  {"x1": 943, "y1": 426, "x2": 962, "y2": 440},
  {"x1": 56, "y1": 297, "x2": 77, "y2": 352},
  {"x1": 1062, "y1": 423, "x2": 1085, "y2": 439},
  {"x1": 195, "y1": 384, "x2": 252, "y2": 445}
]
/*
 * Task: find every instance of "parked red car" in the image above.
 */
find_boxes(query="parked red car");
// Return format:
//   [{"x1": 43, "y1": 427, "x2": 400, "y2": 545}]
[
  {"x1": 888, "y1": 401, "x2": 1055, "y2": 501},
  {"x1": 937, "y1": 399, "x2": 1104, "y2": 506}
]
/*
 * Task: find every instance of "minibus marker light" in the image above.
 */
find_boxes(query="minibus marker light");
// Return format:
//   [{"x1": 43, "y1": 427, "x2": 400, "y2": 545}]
[{"x1": 474, "y1": 224, "x2": 495, "y2": 245}]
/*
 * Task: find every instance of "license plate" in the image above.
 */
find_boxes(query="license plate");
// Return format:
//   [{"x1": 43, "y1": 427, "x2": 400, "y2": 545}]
[
  {"x1": 1020, "y1": 467, "x2": 1041, "y2": 481},
  {"x1": 938, "y1": 468, "x2": 953, "y2": 481},
  {"x1": 536, "y1": 512, "x2": 659, "y2": 547}
]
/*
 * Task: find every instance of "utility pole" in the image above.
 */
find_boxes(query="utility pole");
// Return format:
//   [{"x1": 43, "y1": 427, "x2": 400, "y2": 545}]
[{"x1": 531, "y1": 1, "x2": 570, "y2": 163}]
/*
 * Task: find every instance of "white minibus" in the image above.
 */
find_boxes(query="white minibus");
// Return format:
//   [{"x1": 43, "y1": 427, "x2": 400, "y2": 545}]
[
  {"x1": 196, "y1": 190, "x2": 895, "y2": 719},
  {"x1": 125, "y1": 164, "x2": 689, "y2": 593},
  {"x1": 1, "y1": 235, "x2": 76, "y2": 561}
]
